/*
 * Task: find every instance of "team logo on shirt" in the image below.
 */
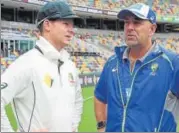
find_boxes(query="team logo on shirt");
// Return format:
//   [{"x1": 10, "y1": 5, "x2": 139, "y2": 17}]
[
  {"x1": 1, "y1": 82, "x2": 8, "y2": 90},
  {"x1": 150, "y1": 63, "x2": 159, "y2": 76},
  {"x1": 68, "y1": 73, "x2": 75, "y2": 86},
  {"x1": 44, "y1": 73, "x2": 53, "y2": 88},
  {"x1": 112, "y1": 67, "x2": 117, "y2": 72}
]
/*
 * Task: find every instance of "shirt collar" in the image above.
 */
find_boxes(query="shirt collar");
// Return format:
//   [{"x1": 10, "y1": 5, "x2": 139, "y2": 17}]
[
  {"x1": 122, "y1": 42, "x2": 157, "y2": 62},
  {"x1": 36, "y1": 36, "x2": 70, "y2": 62},
  {"x1": 123, "y1": 47, "x2": 130, "y2": 60}
]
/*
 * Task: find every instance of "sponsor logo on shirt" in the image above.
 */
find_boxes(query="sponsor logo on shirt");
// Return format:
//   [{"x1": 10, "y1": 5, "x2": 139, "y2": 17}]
[
  {"x1": 126, "y1": 87, "x2": 131, "y2": 101},
  {"x1": 43, "y1": 73, "x2": 53, "y2": 88},
  {"x1": 112, "y1": 68, "x2": 117, "y2": 72},
  {"x1": 1, "y1": 82, "x2": 8, "y2": 89}
]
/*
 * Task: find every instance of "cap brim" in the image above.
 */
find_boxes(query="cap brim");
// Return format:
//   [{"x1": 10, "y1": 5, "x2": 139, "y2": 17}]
[
  {"x1": 63, "y1": 14, "x2": 79, "y2": 19},
  {"x1": 49, "y1": 14, "x2": 79, "y2": 19},
  {"x1": 37, "y1": 14, "x2": 79, "y2": 26},
  {"x1": 117, "y1": 9, "x2": 147, "y2": 20}
]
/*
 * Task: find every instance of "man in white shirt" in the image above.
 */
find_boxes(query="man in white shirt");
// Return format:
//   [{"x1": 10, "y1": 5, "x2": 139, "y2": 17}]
[{"x1": 1, "y1": 1, "x2": 83, "y2": 132}]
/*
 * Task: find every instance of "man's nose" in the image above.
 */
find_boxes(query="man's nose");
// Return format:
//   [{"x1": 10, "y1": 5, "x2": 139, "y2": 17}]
[
  {"x1": 69, "y1": 27, "x2": 75, "y2": 35},
  {"x1": 126, "y1": 22, "x2": 135, "y2": 31}
]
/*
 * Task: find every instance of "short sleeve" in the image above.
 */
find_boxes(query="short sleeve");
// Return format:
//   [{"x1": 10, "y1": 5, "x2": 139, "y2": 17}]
[
  {"x1": 94, "y1": 62, "x2": 109, "y2": 104},
  {"x1": 171, "y1": 55, "x2": 179, "y2": 98}
]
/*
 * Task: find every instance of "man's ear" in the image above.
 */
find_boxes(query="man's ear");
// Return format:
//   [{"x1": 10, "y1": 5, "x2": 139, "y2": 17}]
[
  {"x1": 149, "y1": 24, "x2": 157, "y2": 37},
  {"x1": 43, "y1": 20, "x2": 51, "y2": 32}
]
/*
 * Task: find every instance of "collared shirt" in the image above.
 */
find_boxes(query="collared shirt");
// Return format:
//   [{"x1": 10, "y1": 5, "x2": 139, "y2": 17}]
[
  {"x1": 36, "y1": 36, "x2": 70, "y2": 63},
  {"x1": 122, "y1": 42, "x2": 158, "y2": 103},
  {"x1": 123, "y1": 42, "x2": 157, "y2": 62},
  {"x1": 1, "y1": 36, "x2": 83, "y2": 132},
  {"x1": 95, "y1": 42, "x2": 179, "y2": 132}
]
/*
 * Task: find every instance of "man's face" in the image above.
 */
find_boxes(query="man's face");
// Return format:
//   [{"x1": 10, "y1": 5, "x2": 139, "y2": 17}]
[
  {"x1": 48, "y1": 19, "x2": 74, "y2": 47},
  {"x1": 124, "y1": 15, "x2": 155, "y2": 48}
]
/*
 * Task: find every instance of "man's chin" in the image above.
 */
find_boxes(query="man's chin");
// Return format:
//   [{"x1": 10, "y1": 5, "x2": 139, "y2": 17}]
[
  {"x1": 63, "y1": 41, "x2": 70, "y2": 46},
  {"x1": 126, "y1": 41, "x2": 138, "y2": 47}
]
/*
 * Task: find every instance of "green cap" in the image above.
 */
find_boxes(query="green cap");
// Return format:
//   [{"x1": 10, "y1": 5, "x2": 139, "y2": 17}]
[{"x1": 36, "y1": 1, "x2": 78, "y2": 26}]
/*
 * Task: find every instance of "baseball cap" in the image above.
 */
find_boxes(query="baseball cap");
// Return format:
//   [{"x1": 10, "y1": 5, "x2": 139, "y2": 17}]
[
  {"x1": 117, "y1": 3, "x2": 156, "y2": 24},
  {"x1": 36, "y1": 1, "x2": 78, "y2": 26}
]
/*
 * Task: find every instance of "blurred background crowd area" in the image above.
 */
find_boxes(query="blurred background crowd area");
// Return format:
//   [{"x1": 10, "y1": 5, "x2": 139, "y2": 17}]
[{"x1": 1, "y1": 0, "x2": 179, "y2": 75}]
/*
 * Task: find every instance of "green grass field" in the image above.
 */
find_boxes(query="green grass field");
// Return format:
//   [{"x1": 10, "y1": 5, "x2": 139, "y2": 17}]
[
  {"x1": 79, "y1": 86, "x2": 97, "y2": 132},
  {"x1": 4, "y1": 86, "x2": 179, "y2": 132}
]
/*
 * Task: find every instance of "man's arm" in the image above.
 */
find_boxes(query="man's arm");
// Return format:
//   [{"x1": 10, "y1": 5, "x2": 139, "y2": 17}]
[
  {"x1": 94, "y1": 97, "x2": 107, "y2": 132},
  {"x1": 94, "y1": 62, "x2": 108, "y2": 132},
  {"x1": 72, "y1": 72, "x2": 83, "y2": 132},
  {"x1": 1, "y1": 59, "x2": 31, "y2": 132},
  {"x1": 171, "y1": 55, "x2": 179, "y2": 98}
]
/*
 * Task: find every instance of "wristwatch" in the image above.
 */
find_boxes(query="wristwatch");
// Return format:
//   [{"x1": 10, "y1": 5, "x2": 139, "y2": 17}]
[{"x1": 97, "y1": 121, "x2": 106, "y2": 129}]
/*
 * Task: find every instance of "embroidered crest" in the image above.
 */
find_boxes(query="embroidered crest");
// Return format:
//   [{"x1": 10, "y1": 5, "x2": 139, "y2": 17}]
[{"x1": 150, "y1": 63, "x2": 159, "y2": 76}]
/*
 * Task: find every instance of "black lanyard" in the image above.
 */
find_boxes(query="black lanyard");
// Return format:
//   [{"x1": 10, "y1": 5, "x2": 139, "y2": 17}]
[
  {"x1": 35, "y1": 45, "x2": 64, "y2": 74},
  {"x1": 35, "y1": 45, "x2": 43, "y2": 55}
]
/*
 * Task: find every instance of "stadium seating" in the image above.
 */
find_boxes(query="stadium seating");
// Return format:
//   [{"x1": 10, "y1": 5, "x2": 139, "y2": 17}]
[
  {"x1": 1, "y1": 28, "x2": 179, "y2": 74},
  {"x1": 1, "y1": 0, "x2": 179, "y2": 74},
  {"x1": 65, "y1": 0, "x2": 179, "y2": 16},
  {"x1": 75, "y1": 32, "x2": 124, "y2": 51},
  {"x1": 71, "y1": 56, "x2": 105, "y2": 74},
  {"x1": 152, "y1": 0, "x2": 179, "y2": 16},
  {"x1": 28, "y1": 0, "x2": 178, "y2": 16},
  {"x1": 1, "y1": 27, "x2": 36, "y2": 39}
]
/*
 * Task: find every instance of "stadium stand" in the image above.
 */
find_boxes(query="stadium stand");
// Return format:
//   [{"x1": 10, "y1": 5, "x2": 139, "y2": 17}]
[
  {"x1": 1, "y1": 0, "x2": 179, "y2": 84},
  {"x1": 1, "y1": 1, "x2": 179, "y2": 132},
  {"x1": 67, "y1": 0, "x2": 179, "y2": 16},
  {"x1": 1, "y1": 27, "x2": 179, "y2": 74}
]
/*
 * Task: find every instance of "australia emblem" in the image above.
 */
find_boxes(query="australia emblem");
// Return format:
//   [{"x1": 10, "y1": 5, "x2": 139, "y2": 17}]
[{"x1": 150, "y1": 63, "x2": 159, "y2": 76}]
